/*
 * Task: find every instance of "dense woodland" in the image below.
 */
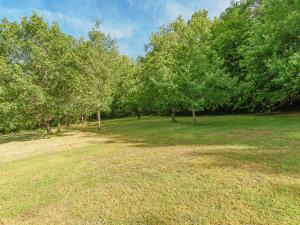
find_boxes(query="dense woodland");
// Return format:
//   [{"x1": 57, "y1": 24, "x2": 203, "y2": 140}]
[{"x1": 0, "y1": 0, "x2": 299, "y2": 133}]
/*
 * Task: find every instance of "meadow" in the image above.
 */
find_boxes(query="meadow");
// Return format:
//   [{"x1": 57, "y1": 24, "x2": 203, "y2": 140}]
[{"x1": 0, "y1": 114, "x2": 299, "y2": 225}]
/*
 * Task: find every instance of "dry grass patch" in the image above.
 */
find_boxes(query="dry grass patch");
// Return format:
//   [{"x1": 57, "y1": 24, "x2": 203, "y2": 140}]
[{"x1": 0, "y1": 131, "x2": 113, "y2": 163}]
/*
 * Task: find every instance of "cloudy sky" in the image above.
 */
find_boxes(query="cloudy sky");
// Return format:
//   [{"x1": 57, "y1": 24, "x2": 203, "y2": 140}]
[{"x1": 0, "y1": 0, "x2": 232, "y2": 58}]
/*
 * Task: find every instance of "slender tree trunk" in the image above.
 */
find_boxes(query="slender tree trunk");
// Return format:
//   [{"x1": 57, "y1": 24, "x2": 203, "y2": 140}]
[
  {"x1": 44, "y1": 119, "x2": 53, "y2": 135},
  {"x1": 171, "y1": 108, "x2": 176, "y2": 123},
  {"x1": 81, "y1": 115, "x2": 84, "y2": 123},
  {"x1": 66, "y1": 117, "x2": 71, "y2": 127},
  {"x1": 137, "y1": 106, "x2": 141, "y2": 120},
  {"x1": 84, "y1": 115, "x2": 87, "y2": 124},
  {"x1": 97, "y1": 110, "x2": 101, "y2": 130},
  {"x1": 57, "y1": 117, "x2": 62, "y2": 132},
  {"x1": 56, "y1": 107, "x2": 61, "y2": 133},
  {"x1": 192, "y1": 108, "x2": 197, "y2": 125}
]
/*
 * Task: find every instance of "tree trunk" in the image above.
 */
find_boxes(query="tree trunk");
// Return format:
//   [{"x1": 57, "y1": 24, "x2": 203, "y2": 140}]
[
  {"x1": 137, "y1": 107, "x2": 141, "y2": 120},
  {"x1": 66, "y1": 117, "x2": 71, "y2": 127},
  {"x1": 192, "y1": 108, "x2": 197, "y2": 125},
  {"x1": 97, "y1": 110, "x2": 101, "y2": 130},
  {"x1": 57, "y1": 118, "x2": 62, "y2": 132},
  {"x1": 84, "y1": 115, "x2": 87, "y2": 124},
  {"x1": 45, "y1": 119, "x2": 53, "y2": 135},
  {"x1": 81, "y1": 115, "x2": 84, "y2": 123},
  {"x1": 171, "y1": 108, "x2": 176, "y2": 123}
]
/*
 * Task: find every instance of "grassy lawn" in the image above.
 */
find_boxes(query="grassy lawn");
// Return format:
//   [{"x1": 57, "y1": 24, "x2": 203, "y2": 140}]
[{"x1": 0, "y1": 114, "x2": 300, "y2": 224}]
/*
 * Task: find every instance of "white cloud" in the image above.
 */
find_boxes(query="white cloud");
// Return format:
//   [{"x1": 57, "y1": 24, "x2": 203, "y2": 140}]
[
  {"x1": 127, "y1": 0, "x2": 231, "y2": 22},
  {"x1": 38, "y1": 9, "x2": 94, "y2": 35},
  {"x1": 203, "y1": 0, "x2": 232, "y2": 18},
  {"x1": 102, "y1": 23, "x2": 136, "y2": 39},
  {"x1": 38, "y1": 10, "x2": 137, "y2": 39},
  {"x1": 0, "y1": 7, "x2": 136, "y2": 39},
  {"x1": 164, "y1": 0, "x2": 232, "y2": 21},
  {"x1": 37, "y1": 9, "x2": 137, "y2": 39},
  {"x1": 165, "y1": 1, "x2": 194, "y2": 20}
]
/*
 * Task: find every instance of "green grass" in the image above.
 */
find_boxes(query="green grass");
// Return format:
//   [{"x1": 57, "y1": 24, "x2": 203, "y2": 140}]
[{"x1": 1, "y1": 114, "x2": 300, "y2": 224}]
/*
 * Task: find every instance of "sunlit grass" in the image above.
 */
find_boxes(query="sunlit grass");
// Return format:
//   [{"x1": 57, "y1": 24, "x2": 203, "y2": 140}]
[{"x1": 0, "y1": 114, "x2": 299, "y2": 224}]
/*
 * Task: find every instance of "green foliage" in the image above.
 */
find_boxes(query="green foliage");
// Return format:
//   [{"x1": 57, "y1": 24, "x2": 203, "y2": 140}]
[
  {"x1": 240, "y1": 0, "x2": 300, "y2": 111},
  {"x1": 0, "y1": 14, "x2": 132, "y2": 132},
  {"x1": 1, "y1": 0, "x2": 299, "y2": 132},
  {"x1": 212, "y1": 0, "x2": 300, "y2": 112},
  {"x1": 0, "y1": 57, "x2": 33, "y2": 132},
  {"x1": 139, "y1": 11, "x2": 235, "y2": 121}
]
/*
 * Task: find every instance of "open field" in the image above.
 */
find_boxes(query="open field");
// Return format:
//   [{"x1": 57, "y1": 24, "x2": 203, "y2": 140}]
[{"x1": 0, "y1": 114, "x2": 300, "y2": 225}]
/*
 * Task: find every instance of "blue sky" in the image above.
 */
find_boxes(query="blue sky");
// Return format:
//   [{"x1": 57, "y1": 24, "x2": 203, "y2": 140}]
[{"x1": 0, "y1": 0, "x2": 232, "y2": 58}]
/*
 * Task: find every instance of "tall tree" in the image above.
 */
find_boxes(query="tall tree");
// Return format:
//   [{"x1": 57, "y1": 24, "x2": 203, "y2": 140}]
[
  {"x1": 20, "y1": 13, "x2": 81, "y2": 133},
  {"x1": 211, "y1": 1, "x2": 255, "y2": 111},
  {"x1": 241, "y1": 0, "x2": 300, "y2": 111},
  {"x1": 175, "y1": 11, "x2": 234, "y2": 123},
  {"x1": 86, "y1": 21, "x2": 119, "y2": 129},
  {"x1": 143, "y1": 22, "x2": 186, "y2": 122}
]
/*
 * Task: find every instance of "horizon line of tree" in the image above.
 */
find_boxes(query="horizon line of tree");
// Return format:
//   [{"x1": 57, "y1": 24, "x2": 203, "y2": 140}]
[{"x1": 1, "y1": 0, "x2": 299, "y2": 133}]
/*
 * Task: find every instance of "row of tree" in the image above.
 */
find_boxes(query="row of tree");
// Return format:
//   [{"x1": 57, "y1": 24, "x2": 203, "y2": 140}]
[
  {"x1": 0, "y1": 0, "x2": 299, "y2": 133},
  {"x1": 122, "y1": 0, "x2": 299, "y2": 123},
  {"x1": 0, "y1": 14, "x2": 134, "y2": 133}
]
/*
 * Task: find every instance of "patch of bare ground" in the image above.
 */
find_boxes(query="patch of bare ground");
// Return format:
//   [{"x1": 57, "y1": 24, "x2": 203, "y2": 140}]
[{"x1": 0, "y1": 131, "x2": 113, "y2": 163}]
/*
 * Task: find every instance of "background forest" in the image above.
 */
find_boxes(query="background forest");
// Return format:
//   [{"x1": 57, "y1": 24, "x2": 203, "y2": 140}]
[{"x1": 0, "y1": 0, "x2": 299, "y2": 133}]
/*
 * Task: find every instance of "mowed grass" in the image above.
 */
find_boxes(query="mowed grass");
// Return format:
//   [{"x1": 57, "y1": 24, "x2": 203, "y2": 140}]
[{"x1": 0, "y1": 114, "x2": 300, "y2": 225}]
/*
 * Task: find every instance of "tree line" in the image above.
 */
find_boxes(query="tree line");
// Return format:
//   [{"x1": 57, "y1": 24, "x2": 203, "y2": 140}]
[
  {"x1": 0, "y1": 14, "x2": 135, "y2": 133},
  {"x1": 0, "y1": 0, "x2": 299, "y2": 133}
]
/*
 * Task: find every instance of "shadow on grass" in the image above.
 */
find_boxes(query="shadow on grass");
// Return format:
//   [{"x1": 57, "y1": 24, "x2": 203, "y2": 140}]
[
  {"x1": 0, "y1": 131, "x2": 47, "y2": 144},
  {"x1": 70, "y1": 116, "x2": 300, "y2": 149},
  {"x1": 0, "y1": 130, "x2": 75, "y2": 144},
  {"x1": 70, "y1": 115, "x2": 300, "y2": 176},
  {"x1": 183, "y1": 149, "x2": 300, "y2": 176},
  {"x1": 1, "y1": 115, "x2": 299, "y2": 176}
]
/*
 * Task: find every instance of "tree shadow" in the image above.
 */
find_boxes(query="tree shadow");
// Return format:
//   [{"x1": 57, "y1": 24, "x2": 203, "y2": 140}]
[
  {"x1": 66, "y1": 115, "x2": 300, "y2": 153},
  {"x1": 0, "y1": 131, "x2": 47, "y2": 144},
  {"x1": 183, "y1": 148, "x2": 300, "y2": 176},
  {"x1": 0, "y1": 130, "x2": 75, "y2": 144},
  {"x1": 1, "y1": 115, "x2": 299, "y2": 177},
  {"x1": 70, "y1": 115, "x2": 300, "y2": 176}
]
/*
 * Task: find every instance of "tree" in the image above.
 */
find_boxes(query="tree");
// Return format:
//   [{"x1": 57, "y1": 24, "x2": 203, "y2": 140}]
[
  {"x1": 142, "y1": 22, "x2": 186, "y2": 122},
  {"x1": 139, "y1": 12, "x2": 235, "y2": 124},
  {"x1": 211, "y1": 1, "x2": 255, "y2": 111},
  {"x1": 0, "y1": 57, "x2": 38, "y2": 132},
  {"x1": 111, "y1": 57, "x2": 142, "y2": 119},
  {"x1": 0, "y1": 13, "x2": 85, "y2": 134},
  {"x1": 85, "y1": 21, "x2": 119, "y2": 129},
  {"x1": 175, "y1": 11, "x2": 234, "y2": 124},
  {"x1": 241, "y1": 0, "x2": 300, "y2": 111},
  {"x1": 19, "y1": 13, "x2": 82, "y2": 133}
]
